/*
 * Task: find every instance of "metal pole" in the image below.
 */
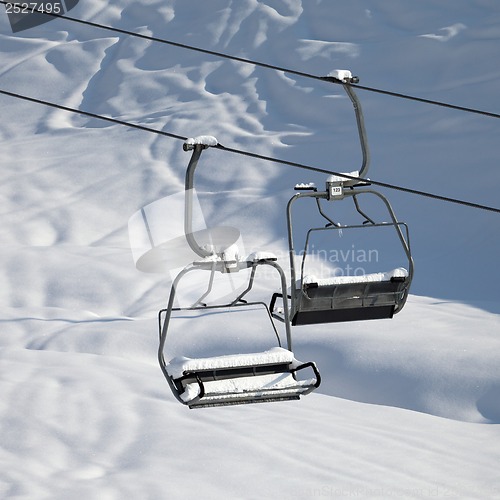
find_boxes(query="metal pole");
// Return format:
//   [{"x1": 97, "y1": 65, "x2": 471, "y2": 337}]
[
  {"x1": 343, "y1": 83, "x2": 370, "y2": 179},
  {"x1": 184, "y1": 144, "x2": 212, "y2": 258}
]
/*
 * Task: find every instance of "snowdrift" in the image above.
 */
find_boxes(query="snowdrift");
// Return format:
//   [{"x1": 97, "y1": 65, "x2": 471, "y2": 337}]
[{"x1": 1, "y1": 0, "x2": 499, "y2": 498}]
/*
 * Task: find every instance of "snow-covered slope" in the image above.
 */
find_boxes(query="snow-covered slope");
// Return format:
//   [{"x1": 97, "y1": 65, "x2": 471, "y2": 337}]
[{"x1": 1, "y1": 1, "x2": 499, "y2": 498}]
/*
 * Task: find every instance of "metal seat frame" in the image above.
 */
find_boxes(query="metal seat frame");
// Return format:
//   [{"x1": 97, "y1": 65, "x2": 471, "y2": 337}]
[
  {"x1": 157, "y1": 139, "x2": 320, "y2": 408},
  {"x1": 158, "y1": 258, "x2": 320, "y2": 408},
  {"x1": 284, "y1": 188, "x2": 414, "y2": 325},
  {"x1": 155, "y1": 72, "x2": 414, "y2": 406},
  {"x1": 274, "y1": 76, "x2": 414, "y2": 325}
]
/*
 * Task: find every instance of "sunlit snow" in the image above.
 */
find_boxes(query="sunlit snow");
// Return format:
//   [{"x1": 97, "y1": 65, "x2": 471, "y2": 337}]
[{"x1": 1, "y1": 1, "x2": 499, "y2": 499}]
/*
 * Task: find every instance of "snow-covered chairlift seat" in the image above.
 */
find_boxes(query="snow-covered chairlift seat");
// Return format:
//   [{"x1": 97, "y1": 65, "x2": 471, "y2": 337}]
[
  {"x1": 156, "y1": 135, "x2": 322, "y2": 408},
  {"x1": 292, "y1": 267, "x2": 410, "y2": 325},
  {"x1": 158, "y1": 254, "x2": 321, "y2": 408},
  {"x1": 165, "y1": 347, "x2": 320, "y2": 409},
  {"x1": 280, "y1": 73, "x2": 414, "y2": 326}
]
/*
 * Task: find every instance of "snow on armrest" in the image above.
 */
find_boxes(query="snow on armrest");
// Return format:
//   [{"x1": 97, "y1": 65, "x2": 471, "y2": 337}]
[
  {"x1": 166, "y1": 347, "x2": 294, "y2": 380},
  {"x1": 303, "y1": 267, "x2": 408, "y2": 287},
  {"x1": 247, "y1": 251, "x2": 278, "y2": 262}
]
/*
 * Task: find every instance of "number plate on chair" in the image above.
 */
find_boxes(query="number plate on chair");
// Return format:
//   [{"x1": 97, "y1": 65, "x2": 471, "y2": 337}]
[{"x1": 329, "y1": 185, "x2": 343, "y2": 198}]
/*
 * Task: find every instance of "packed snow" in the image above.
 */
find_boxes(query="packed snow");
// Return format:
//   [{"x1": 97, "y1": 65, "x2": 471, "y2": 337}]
[
  {"x1": 302, "y1": 267, "x2": 408, "y2": 286},
  {"x1": 1, "y1": 1, "x2": 499, "y2": 499},
  {"x1": 166, "y1": 346, "x2": 318, "y2": 406}
]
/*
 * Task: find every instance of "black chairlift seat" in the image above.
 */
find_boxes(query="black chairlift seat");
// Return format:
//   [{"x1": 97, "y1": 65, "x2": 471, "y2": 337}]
[
  {"x1": 292, "y1": 267, "x2": 410, "y2": 325},
  {"x1": 156, "y1": 136, "x2": 321, "y2": 408},
  {"x1": 165, "y1": 347, "x2": 320, "y2": 409},
  {"x1": 158, "y1": 252, "x2": 321, "y2": 409},
  {"x1": 284, "y1": 184, "x2": 414, "y2": 326}
]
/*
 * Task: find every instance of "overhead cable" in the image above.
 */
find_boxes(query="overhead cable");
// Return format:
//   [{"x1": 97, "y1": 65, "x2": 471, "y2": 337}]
[
  {"x1": 0, "y1": 88, "x2": 187, "y2": 142},
  {"x1": 1, "y1": 87, "x2": 499, "y2": 215},
  {"x1": 1, "y1": 0, "x2": 499, "y2": 120}
]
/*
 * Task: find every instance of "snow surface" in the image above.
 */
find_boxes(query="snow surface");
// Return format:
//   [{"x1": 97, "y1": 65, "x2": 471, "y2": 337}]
[{"x1": 1, "y1": 0, "x2": 500, "y2": 499}]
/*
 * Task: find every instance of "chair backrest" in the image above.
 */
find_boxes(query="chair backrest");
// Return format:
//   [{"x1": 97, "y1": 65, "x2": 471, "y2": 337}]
[{"x1": 292, "y1": 274, "x2": 411, "y2": 325}]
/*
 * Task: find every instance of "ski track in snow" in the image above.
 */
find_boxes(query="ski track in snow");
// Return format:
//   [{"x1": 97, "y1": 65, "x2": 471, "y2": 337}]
[{"x1": 1, "y1": 0, "x2": 500, "y2": 498}]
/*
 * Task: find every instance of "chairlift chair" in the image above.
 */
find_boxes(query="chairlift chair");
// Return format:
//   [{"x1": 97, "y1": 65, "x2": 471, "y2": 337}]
[
  {"x1": 283, "y1": 183, "x2": 414, "y2": 325},
  {"x1": 157, "y1": 137, "x2": 320, "y2": 408},
  {"x1": 155, "y1": 70, "x2": 412, "y2": 405},
  {"x1": 272, "y1": 71, "x2": 414, "y2": 325}
]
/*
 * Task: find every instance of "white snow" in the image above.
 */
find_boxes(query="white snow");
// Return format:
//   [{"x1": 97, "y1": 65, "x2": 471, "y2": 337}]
[
  {"x1": 247, "y1": 250, "x2": 277, "y2": 262},
  {"x1": 294, "y1": 182, "x2": 316, "y2": 189},
  {"x1": 303, "y1": 267, "x2": 408, "y2": 286},
  {"x1": 166, "y1": 349, "x2": 318, "y2": 404},
  {"x1": 326, "y1": 170, "x2": 360, "y2": 183},
  {"x1": 183, "y1": 135, "x2": 219, "y2": 148},
  {"x1": 167, "y1": 347, "x2": 314, "y2": 404},
  {"x1": 327, "y1": 69, "x2": 354, "y2": 82},
  {"x1": 1, "y1": 1, "x2": 500, "y2": 499},
  {"x1": 167, "y1": 346, "x2": 294, "y2": 379},
  {"x1": 178, "y1": 373, "x2": 316, "y2": 404},
  {"x1": 128, "y1": 189, "x2": 209, "y2": 272}
]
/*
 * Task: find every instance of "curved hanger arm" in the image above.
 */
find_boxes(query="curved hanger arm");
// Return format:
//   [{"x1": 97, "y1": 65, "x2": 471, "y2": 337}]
[
  {"x1": 342, "y1": 83, "x2": 370, "y2": 179},
  {"x1": 183, "y1": 138, "x2": 222, "y2": 258},
  {"x1": 183, "y1": 144, "x2": 213, "y2": 258},
  {"x1": 322, "y1": 72, "x2": 370, "y2": 179}
]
